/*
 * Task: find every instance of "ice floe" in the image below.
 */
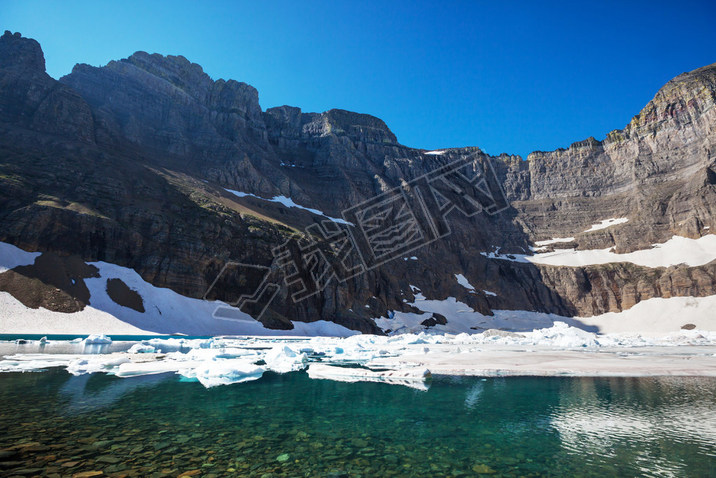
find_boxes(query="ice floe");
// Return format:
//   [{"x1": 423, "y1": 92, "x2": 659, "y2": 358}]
[
  {"x1": 1, "y1": 322, "x2": 715, "y2": 387},
  {"x1": 83, "y1": 334, "x2": 112, "y2": 345},
  {"x1": 263, "y1": 345, "x2": 307, "y2": 373},
  {"x1": 307, "y1": 363, "x2": 431, "y2": 390}
]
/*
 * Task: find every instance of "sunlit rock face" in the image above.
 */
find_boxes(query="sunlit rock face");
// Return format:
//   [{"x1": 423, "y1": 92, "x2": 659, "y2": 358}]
[{"x1": 1, "y1": 30, "x2": 716, "y2": 333}]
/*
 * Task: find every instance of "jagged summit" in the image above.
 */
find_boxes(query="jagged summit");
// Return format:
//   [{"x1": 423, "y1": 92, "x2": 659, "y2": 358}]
[
  {"x1": 264, "y1": 106, "x2": 398, "y2": 144},
  {"x1": 0, "y1": 31, "x2": 45, "y2": 74}
]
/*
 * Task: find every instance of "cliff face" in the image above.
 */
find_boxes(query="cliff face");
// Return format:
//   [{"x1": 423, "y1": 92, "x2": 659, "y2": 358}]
[
  {"x1": 500, "y1": 63, "x2": 716, "y2": 252},
  {"x1": 1, "y1": 30, "x2": 715, "y2": 332}
]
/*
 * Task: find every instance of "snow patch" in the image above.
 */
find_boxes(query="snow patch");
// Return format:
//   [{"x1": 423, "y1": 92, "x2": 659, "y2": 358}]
[
  {"x1": 225, "y1": 189, "x2": 352, "y2": 225},
  {"x1": 0, "y1": 244, "x2": 359, "y2": 337},
  {"x1": 483, "y1": 235, "x2": 716, "y2": 268},
  {"x1": 584, "y1": 217, "x2": 629, "y2": 232},
  {"x1": 0, "y1": 242, "x2": 41, "y2": 273},
  {"x1": 454, "y1": 273, "x2": 475, "y2": 292},
  {"x1": 534, "y1": 237, "x2": 575, "y2": 247}
]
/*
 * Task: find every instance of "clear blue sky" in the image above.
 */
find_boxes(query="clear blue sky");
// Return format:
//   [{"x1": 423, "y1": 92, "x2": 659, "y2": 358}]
[{"x1": 3, "y1": 0, "x2": 715, "y2": 158}]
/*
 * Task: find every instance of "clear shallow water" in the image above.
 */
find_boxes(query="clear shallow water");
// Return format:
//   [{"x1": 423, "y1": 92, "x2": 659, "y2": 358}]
[{"x1": 0, "y1": 372, "x2": 714, "y2": 477}]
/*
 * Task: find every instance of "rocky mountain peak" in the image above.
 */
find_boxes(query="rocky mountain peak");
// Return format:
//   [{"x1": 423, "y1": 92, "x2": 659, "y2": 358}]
[
  {"x1": 119, "y1": 51, "x2": 214, "y2": 103},
  {"x1": 118, "y1": 51, "x2": 263, "y2": 121},
  {"x1": 264, "y1": 106, "x2": 398, "y2": 145},
  {"x1": 0, "y1": 31, "x2": 45, "y2": 74},
  {"x1": 625, "y1": 62, "x2": 716, "y2": 138},
  {"x1": 319, "y1": 108, "x2": 398, "y2": 143}
]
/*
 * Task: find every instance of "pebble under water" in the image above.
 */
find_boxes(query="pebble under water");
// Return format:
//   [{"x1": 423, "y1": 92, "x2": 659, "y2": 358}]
[{"x1": 0, "y1": 371, "x2": 715, "y2": 477}]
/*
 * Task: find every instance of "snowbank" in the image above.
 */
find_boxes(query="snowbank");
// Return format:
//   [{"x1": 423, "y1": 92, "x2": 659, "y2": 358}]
[
  {"x1": 483, "y1": 235, "x2": 716, "y2": 268},
  {"x1": 0, "y1": 243, "x2": 359, "y2": 337},
  {"x1": 584, "y1": 217, "x2": 629, "y2": 232},
  {"x1": 0, "y1": 242, "x2": 41, "y2": 273}
]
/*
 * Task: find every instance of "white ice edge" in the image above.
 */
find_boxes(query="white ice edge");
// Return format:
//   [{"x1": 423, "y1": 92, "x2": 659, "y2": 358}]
[
  {"x1": 2, "y1": 326, "x2": 715, "y2": 389},
  {"x1": 307, "y1": 363, "x2": 431, "y2": 390}
]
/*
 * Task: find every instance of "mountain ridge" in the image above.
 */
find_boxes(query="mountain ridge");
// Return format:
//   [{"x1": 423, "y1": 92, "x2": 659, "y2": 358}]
[{"x1": 1, "y1": 30, "x2": 715, "y2": 334}]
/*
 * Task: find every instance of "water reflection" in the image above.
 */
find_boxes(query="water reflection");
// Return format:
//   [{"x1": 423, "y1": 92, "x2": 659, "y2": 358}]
[
  {"x1": 58, "y1": 372, "x2": 172, "y2": 415},
  {"x1": 550, "y1": 377, "x2": 716, "y2": 477},
  {"x1": 464, "y1": 380, "x2": 484, "y2": 409}
]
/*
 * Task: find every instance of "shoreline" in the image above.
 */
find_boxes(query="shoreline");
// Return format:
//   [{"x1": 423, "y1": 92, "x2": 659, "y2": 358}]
[{"x1": 2, "y1": 334, "x2": 715, "y2": 382}]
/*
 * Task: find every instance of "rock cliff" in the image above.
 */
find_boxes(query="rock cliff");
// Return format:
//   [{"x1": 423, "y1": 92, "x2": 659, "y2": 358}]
[{"x1": 1, "y1": 30, "x2": 715, "y2": 333}]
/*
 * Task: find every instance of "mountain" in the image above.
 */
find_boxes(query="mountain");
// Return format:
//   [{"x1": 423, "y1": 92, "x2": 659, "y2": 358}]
[{"x1": 1, "y1": 30, "x2": 715, "y2": 335}]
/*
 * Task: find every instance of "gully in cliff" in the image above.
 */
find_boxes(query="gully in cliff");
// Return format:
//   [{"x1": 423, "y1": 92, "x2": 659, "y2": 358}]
[{"x1": 206, "y1": 156, "x2": 510, "y2": 320}]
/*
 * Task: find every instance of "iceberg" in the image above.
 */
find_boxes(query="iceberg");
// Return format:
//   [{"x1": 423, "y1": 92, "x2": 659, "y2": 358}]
[
  {"x1": 83, "y1": 334, "x2": 112, "y2": 345},
  {"x1": 263, "y1": 345, "x2": 307, "y2": 373},
  {"x1": 307, "y1": 363, "x2": 431, "y2": 391},
  {"x1": 189, "y1": 360, "x2": 265, "y2": 388}
]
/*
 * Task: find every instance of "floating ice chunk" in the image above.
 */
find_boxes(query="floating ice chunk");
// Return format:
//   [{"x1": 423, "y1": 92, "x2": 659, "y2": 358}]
[
  {"x1": 67, "y1": 355, "x2": 130, "y2": 375},
  {"x1": 183, "y1": 347, "x2": 259, "y2": 361},
  {"x1": 307, "y1": 363, "x2": 431, "y2": 390},
  {"x1": 142, "y1": 338, "x2": 191, "y2": 353},
  {"x1": 116, "y1": 360, "x2": 186, "y2": 377},
  {"x1": 189, "y1": 360, "x2": 265, "y2": 388},
  {"x1": 127, "y1": 343, "x2": 156, "y2": 354},
  {"x1": 83, "y1": 334, "x2": 112, "y2": 344},
  {"x1": 522, "y1": 321, "x2": 600, "y2": 348},
  {"x1": 0, "y1": 353, "x2": 76, "y2": 372},
  {"x1": 263, "y1": 345, "x2": 307, "y2": 373}
]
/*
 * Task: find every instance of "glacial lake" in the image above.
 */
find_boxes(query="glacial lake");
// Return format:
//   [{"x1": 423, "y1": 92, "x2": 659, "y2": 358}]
[{"x1": 1, "y1": 370, "x2": 714, "y2": 477}]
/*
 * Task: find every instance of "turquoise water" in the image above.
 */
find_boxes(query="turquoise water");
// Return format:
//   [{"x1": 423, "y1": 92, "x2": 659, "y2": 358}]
[{"x1": 0, "y1": 371, "x2": 714, "y2": 477}]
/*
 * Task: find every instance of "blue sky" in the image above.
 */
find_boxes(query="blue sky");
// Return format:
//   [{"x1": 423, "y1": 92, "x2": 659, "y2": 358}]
[{"x1": 3, "y1": 1, "x2": 716, "y2": 158}]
